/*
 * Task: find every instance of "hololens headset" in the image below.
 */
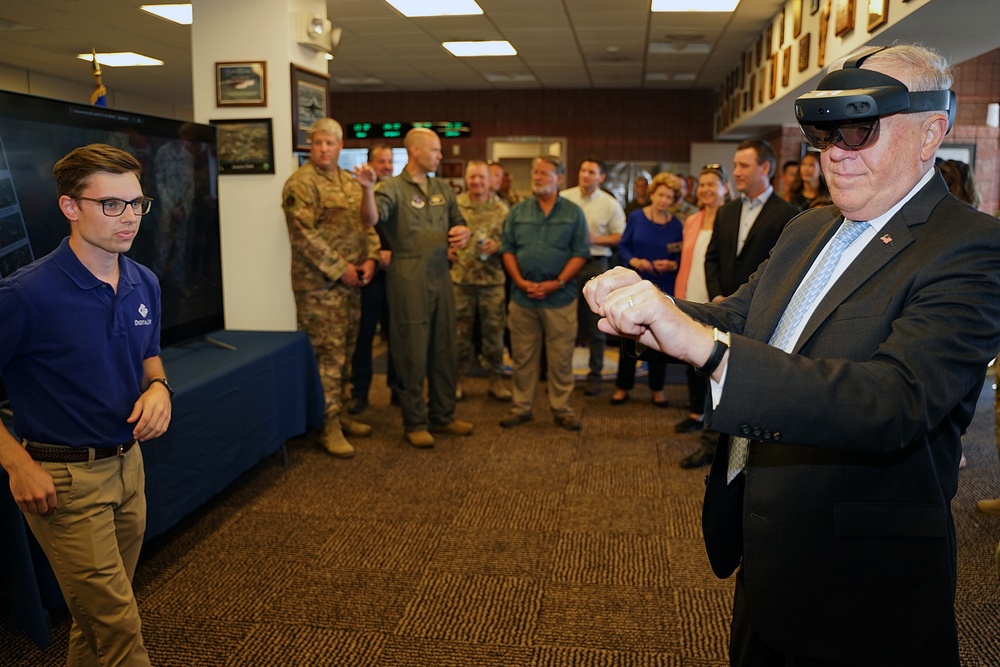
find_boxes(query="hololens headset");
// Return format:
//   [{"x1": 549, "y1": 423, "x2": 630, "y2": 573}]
[{"x1": 794, "y1": 45, "x2": 956, "y2": 151}]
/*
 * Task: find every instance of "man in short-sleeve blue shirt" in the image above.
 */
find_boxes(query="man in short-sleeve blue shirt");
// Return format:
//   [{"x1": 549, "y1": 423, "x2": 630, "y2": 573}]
[
  {"x1": 500, "y1": 155, "x2": 589, "y2": 431},
  {"x1": 0, "y1": 144, "x2": 171, "y2": 666}
]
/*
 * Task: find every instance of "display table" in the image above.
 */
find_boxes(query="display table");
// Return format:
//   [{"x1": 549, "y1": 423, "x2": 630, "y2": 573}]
[{"x1": 1, "y1": 329, "x2": 324, "y2": 648}]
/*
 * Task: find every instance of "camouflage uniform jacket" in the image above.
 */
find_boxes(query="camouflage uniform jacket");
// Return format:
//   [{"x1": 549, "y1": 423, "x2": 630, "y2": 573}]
[
  {"x1": 450, "y1": 193, "x2": 508, "y2": 286},
  {"x1": 282, "y1": 162, "x2": 381, "y2": 291}
]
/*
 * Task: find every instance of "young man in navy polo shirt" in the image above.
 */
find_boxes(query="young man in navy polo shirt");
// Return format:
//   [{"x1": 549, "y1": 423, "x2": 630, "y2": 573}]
[{"x1": 0, "y1": 143, "x2": 172, "y2": 666}]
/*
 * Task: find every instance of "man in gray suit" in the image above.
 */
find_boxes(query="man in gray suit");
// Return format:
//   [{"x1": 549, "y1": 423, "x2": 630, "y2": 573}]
[
  {"x1": 585, "y1": 44, "x2": 1000, "y2": 666},
  {"x1": 680, "y1": 139, "x2": 798, "y2": 468}
]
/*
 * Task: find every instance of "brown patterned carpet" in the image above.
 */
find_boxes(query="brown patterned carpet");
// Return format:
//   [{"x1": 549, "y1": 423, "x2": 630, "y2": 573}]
[{"x1": 2, "y1": 363, "x2": 999, "y2": 666}]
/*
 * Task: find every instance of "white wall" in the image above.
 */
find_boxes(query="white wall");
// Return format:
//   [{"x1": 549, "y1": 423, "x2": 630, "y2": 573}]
[{"x1": 191, "y1": 0, "x2": 327, "y2": 332}]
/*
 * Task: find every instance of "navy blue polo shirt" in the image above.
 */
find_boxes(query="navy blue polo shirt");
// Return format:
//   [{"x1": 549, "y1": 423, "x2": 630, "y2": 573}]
[{"x1": 0, "y1": 238, "x2": 161, "y2": 447}]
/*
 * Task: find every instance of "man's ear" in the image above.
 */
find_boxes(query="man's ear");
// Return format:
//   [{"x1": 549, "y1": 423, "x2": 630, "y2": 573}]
[
  {"x1": 58, "y1": 195, "x2": 79, "y2": 221},
  {"x1": 919, "y1": 114, "x2": 949, "y2": 162}
]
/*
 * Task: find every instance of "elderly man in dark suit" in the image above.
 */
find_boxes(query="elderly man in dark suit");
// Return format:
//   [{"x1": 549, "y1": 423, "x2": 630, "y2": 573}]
[
  {"x1": 585, "y1": 43, "x2": 1000, "y2": 666},
  {"x1": 680, "y1": 139, "x2": 799, "y2": 468}
]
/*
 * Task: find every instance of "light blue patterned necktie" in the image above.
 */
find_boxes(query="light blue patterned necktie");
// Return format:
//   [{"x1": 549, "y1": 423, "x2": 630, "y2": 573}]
[{"x1": 726, "y1": 219, "x2": 870, "y2": 484}]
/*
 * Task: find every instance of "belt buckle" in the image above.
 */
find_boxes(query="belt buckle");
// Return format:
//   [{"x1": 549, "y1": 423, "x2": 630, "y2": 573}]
[{"x1": 116, "y1": 443, "x2": 126, "y2": 457}]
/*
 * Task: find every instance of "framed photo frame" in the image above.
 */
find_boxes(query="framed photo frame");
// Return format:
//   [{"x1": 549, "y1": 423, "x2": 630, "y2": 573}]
[
  {"x1": 818, "y1": 0, "x2": 833, "y2": 67},
  {"x1": 798, "y1": 33, "x2": 811, "y2": 72},
  {"x1": 867, "y1": 0, "x2": 889, "y2": 32},
  {"x1": 782, "y1": 45, "x2": 793, "y2": 88},
  {"x1": 290, "y1": 64, "x2": 330, "y2": 152},
  {"x1": 215, "y1": 61, "x2": 266, "y2": 107},
  {"x1": 770, "y1": 53, "x2": 779, "y2": 100},
  {"x1": 793, "y1": 0, "x2": 803, "y2": 39},
  {"x1": 810, "y1": 0, "x2": 821, "y2": 15},
  {"x1": 211, "y1": 118, "x2": 275, "y2": 175},
  {"x1": 778, "y1": 8, "x2": 786, "y2": 46},
  {"x1": 835, "y1": 0, "x2": 856, "y2": 37}
]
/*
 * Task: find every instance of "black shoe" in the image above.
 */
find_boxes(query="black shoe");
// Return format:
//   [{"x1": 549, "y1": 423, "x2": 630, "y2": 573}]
[
  {"x1": 610, "y1": 392, "x2": 630, "y2": 405},
  {"x1": 348, "y1": 397, "x2": 368, "y2": 415},
  {"x1": 680, "y1": 450, "x2": 713, "y2": 469},
  {"x1": 584, "y1": 376, "x2": 601, "y2": 396},
  {"x1": 554, "y1": 413, "x2": 582, "y2": 431},
  {"x1": 499, "y1": 412, "x2": 533, "y2": 428},
  {"x1": 674, "y1": 416, "x2": 704, "y2": 433}
]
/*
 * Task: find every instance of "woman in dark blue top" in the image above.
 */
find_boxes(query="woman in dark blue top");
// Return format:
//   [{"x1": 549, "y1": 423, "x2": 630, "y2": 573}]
[{"x1": 611, "y1": 172, "x2": 684, "y2": 407}]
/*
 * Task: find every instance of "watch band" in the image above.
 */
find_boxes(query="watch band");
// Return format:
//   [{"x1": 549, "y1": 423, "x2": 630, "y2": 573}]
[
  {"x1": 695, "y1": 328, "x2": 730, "y2": 377},
  {"x1": 148, "y1": 377, "x2": 175, "y2": 397}
]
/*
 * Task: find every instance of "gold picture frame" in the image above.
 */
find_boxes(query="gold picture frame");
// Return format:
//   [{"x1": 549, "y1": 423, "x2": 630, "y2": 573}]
[
  {"x1": 835, "y1": 0, "x2": 856, "y2": 37},
  {"x1": 867, "y1": 0, "x2": 889, "y2": 32},
  {"x1": 798, "y1": 34, "x2": 811, "y2": 72}
]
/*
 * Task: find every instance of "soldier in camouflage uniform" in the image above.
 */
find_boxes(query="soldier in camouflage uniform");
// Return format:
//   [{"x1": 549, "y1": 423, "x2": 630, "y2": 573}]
[
  {"x1": 282, "y1": 118, "x2": 379, "y2": 458},
  {"x1": 451, "y1": 160, "x2": 511, "y2": 401}
]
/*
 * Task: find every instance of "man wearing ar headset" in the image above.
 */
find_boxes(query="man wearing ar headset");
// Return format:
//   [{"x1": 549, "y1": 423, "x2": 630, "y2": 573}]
[{"x1": 584, "y1": 43, "x2": 1000, "y2": 666}]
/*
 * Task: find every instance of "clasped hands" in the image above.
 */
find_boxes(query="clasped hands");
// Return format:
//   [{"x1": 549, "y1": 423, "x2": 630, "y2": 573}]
[{"x1": 583, "y1": 267, "x2": 718, "y2": 372}]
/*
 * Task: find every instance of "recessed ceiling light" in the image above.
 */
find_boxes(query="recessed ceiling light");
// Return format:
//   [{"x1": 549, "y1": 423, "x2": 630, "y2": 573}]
[
  {"x1": 386, "y1": 0, "x2": 483, "y2": 17},
  {"x1": 443, "y1": 41, "x2": 516, "y2": 57},
  {"x1": 652, "y1": 0, "x2": 740, "y2": 11},
  {"x1": 78, "y1": 52, "x2": 164, "y2": 67},
  {"x1": 139, "y1": 4, "x2": 192, "y2": 25}
]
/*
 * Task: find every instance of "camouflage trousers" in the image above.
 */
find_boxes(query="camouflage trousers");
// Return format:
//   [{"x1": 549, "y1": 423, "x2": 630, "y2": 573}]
[
  {"x1": 453, "y1": 282, "x2": 506, "y2": 375},
  {"x1": 295, "y1": 284, "x2": 361, "y2": 417}
]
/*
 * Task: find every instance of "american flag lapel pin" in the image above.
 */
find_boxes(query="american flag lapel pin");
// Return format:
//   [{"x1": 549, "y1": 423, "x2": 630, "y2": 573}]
[{"x1": 880, "y1": 234, "x2": 893, "y2": 245}]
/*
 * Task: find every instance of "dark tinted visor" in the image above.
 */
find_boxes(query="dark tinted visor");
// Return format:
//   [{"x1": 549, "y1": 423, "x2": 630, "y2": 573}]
[{"x1": 798, "y1": 118, "x2": 880, "y2": 151}]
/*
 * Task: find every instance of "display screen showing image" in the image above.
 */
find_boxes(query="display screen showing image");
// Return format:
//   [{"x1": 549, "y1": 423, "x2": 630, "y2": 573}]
[{"x1": 0, "y1": 90, "x2": 224, "y2": 347}]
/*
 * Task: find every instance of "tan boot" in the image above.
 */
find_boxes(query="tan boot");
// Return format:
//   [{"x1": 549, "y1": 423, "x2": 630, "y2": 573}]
[
  {"x1": 430, "y1": 419, "x2": 473, "y2": 436},
  {"x1": 340, "y1": 416, "x2": 372, "y2": 437},
  {"x1": 405, "y1": 430, "x2": 435, "y2": 448},
  {"x1": 321, "y1": 420, "x2": 355, "y2": 459},
  {"x1": 488, "y1": 372, "x2": 512, "y2": 402}
]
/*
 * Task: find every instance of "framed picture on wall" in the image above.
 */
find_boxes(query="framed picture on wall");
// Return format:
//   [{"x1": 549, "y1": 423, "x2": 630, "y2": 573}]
[
  {"x1": 798, "y1": 33, "x2": 811, "y2": 72},
  {"x1": 782, "y1": 45, "x2": 793, "y2": 87},
  {"x1": 867, "y1": 0, "x2": 889, "y2": 32},
  {"x1": 778, "y1": 8, "x2": 786, "y2": 45},
  {"x1": 793, "y1": 0, "x2": 803, "y2": 39},
  {"x1": 835, "y1": 0, "x2": 856, "y2": 37},
  {"x1": 770, "y1": 53, "x2": 779, "y2": 100},
  {"x1": 819, "y1": 0, "x2": 833, "y2": 67},
  {"x1": 810, "y1": 0, "x2": 821, "y2": 14},
  {"x1": 211, "y1": 118, "x2": 275, "y2": 174},
  {"x1": 215, "y1": 61, "x2": 266, "y2": 107},
  {"x1": 290, "y1": 64, "x2": 330, "y2": 152}
]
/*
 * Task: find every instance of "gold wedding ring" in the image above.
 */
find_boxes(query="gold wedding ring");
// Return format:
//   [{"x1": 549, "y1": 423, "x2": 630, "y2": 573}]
[{"x1": 626, "y1": 295, "x2": 634, "y2": 307}]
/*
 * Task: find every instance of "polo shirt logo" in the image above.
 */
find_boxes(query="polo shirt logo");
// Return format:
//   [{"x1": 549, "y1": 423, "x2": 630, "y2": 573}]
[{"x1": 135, "y1": 303, "x2": 152, "y2": 326}]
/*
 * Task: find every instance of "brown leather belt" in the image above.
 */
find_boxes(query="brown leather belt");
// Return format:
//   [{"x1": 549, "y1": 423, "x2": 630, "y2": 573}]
[{"x1": 24, "y1": 440, "x2": 137, "y2": 463}]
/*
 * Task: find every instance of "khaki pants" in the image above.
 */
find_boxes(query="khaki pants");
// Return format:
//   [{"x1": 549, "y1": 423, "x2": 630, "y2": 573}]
[
  {"x1": 24, "y1": 446, "x2": 150, "y2": 667},
  {"x1": 507, "y1": 300, "x2": 577, "y2": 416}
]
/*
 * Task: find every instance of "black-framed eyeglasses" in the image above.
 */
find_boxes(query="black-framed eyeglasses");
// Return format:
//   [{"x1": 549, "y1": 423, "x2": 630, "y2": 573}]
[
  {"x1": 74, "y1": 196, "x2": 154, "y2": 216},
  {"x1": 798, "y1": 118, "x2": 881, "y2": 151}
]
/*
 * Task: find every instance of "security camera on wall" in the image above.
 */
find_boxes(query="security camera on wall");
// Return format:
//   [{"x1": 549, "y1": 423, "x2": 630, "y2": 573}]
[{"x1": 297, "y1": 13, "x2": 341, "y2": 55}]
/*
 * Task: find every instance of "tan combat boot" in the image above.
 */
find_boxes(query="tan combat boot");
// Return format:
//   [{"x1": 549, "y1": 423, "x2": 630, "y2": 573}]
[
  {"x1": 487, "y1": 372, "x2": 512, "y2": 402},
  {"x1": 321, "y1": 420, "x2": 355, "y2": 459},
  {"x1": 340, "y1": 416, "x2": 372, "y2": 437}
]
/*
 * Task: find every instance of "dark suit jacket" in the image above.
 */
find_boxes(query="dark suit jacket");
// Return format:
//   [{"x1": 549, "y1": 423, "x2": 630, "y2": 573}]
[
  {"x1": 679, "y1": 174, "x2": 1000, "y2": 666},
  {"x1": 704, "y1": 193, "x2": 799, "y2": 299}
]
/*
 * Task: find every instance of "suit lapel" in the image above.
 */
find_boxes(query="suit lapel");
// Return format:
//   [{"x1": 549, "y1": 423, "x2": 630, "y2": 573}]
[
  {"x1": 791, "y1": 176, "x2": 947, "y2": 352},
  {"x1": 743, "y1": 208, "x2": 841, "y2": 343}
]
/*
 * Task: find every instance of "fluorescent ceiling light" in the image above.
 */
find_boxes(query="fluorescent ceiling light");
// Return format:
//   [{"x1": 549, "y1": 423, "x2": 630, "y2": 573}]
[
  {"x1": 385, "y1": 0, "x2": 483, "y2": 17},
  {"x1": 443, "y1": 41, "x2": 516, "y2": 57},
  {"x1": 333, "y1": 76, "x2": 384, "y2": 85},
  {"x1": 78, "y1": 52, "x2": 164, "y2": 67},
  {"x1": 484, "y1": 73, "x2": 536, "y2": 82},
  {"x1": 140, "y1": 4, "x2": 192, "y2": 25},
  {"x1": 652, "y1": 0, "x2": 740, "y2": 11}
]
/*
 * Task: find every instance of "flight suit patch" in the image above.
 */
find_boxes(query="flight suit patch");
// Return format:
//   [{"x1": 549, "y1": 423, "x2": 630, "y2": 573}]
[
  {"x1": 410, "y1": 195, "x2": 426, "y2": 209},
  {"x1": 430, "y1": 194, "x2": 445, "y2": 206}
]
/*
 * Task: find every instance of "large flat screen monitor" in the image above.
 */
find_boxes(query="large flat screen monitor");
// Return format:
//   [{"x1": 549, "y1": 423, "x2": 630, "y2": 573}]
[{"x1": 0, "y1": 90, "x2": 224, "y2": 349}]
